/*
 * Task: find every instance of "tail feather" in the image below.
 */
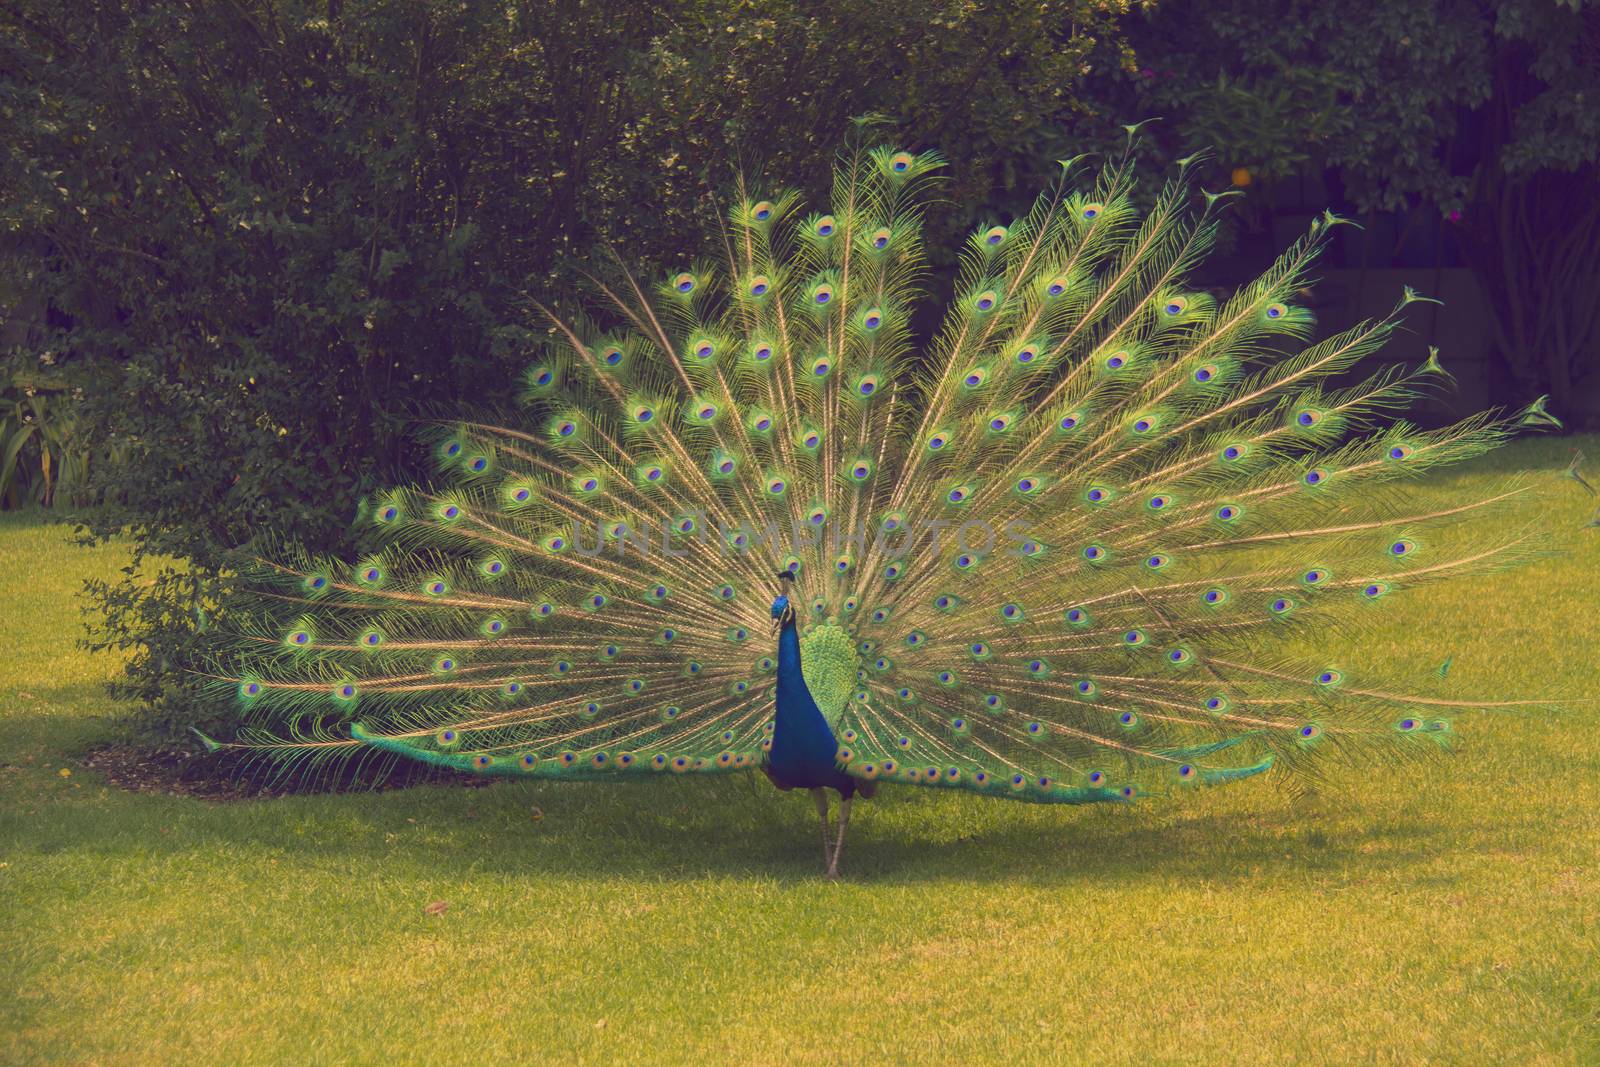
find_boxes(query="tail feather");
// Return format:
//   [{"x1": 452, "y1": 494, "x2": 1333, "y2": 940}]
[{"x1": 205, "y1": 130, "x2": 1567, "y2": 803}]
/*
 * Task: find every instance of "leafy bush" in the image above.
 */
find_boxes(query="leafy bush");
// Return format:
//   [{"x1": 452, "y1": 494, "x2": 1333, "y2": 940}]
[
  {"x1": 2, "y1": 0, "x2": 1591, "y2": 742},
  {"x1": 0, "y1": 357, "x2": 93, "y2": 509},
  {"x1": 0, "y1": 0, "x2": 1134, "y2": 740}
]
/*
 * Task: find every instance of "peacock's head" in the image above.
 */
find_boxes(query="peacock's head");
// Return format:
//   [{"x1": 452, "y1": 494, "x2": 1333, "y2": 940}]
[{"x1": 771, "y1": 570, "x2": 798, "y2": 632}]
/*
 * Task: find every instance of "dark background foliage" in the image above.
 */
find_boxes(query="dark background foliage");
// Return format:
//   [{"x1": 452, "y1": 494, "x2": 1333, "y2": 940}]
[{"x1": 0, "y1": 0, "x2": 1594, "y2": 741}]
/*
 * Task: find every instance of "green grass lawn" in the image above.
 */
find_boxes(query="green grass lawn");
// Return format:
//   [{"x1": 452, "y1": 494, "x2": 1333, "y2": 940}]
[{"x1": 3, "y1": 436, "x2": 1598, "y2": 1066}]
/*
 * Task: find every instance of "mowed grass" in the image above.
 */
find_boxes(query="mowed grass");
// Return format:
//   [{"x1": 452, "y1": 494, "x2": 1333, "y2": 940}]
[{"x1": 2, "y1": 436, "x2": 1598, "y2": 1066}]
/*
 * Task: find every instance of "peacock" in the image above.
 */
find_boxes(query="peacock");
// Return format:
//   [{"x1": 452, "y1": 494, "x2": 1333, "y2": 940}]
[{"x1": 204, "y1": 130, "x2": 1565, "y2": 878}]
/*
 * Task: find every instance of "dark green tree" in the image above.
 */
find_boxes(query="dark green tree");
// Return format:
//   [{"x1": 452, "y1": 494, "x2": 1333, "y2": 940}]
[{"x1": 1127, "y1": 0, "x2": 1600, "y2": 418}]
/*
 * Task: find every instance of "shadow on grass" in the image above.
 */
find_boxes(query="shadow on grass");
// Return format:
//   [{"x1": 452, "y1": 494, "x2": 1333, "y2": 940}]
[
  {"x1": 9, "y1": 678, "x2": 1542, "y2": 890},
  {"x1": 6, "y1": 755, "x2": 1470, "y2": 890}
]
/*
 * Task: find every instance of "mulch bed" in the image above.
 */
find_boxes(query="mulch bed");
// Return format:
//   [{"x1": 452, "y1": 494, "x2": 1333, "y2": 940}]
[{"x1": 81, "y1": 743, "x2": 493, "y2": 801}]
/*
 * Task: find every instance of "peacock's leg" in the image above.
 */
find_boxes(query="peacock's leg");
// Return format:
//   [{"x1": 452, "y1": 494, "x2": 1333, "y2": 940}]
[
  {"x1": 810, "y1": 788, "x2": 832, "y2": 872},
  {"x1": 826, "y1": 796, "x2": 852, "y2": 879}
]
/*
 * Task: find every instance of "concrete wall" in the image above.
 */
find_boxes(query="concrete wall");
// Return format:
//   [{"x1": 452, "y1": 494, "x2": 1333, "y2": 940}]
[
  {"x1": 1311, "y1": 266, "x2": 1501, "y2": 424},
  {"x1": 1254, "y1": 189, "x2": 1598, "y2": 431}
]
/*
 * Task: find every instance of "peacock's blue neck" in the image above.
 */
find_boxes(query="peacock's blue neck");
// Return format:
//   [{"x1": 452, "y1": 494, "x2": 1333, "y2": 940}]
[{"x1": 768, "y1": 615, "x2": 845, "y2": 789}]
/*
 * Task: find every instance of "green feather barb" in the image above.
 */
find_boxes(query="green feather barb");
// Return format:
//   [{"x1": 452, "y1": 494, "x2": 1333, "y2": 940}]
[{"x1": 204, "y1": 136, "x2": 1566, "y2": 807}]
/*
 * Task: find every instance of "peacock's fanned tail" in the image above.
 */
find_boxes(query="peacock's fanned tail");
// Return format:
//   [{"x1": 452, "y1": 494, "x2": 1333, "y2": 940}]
[{"x1": 208, "y1": 132, "x2": 1564, "y2": 801}]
